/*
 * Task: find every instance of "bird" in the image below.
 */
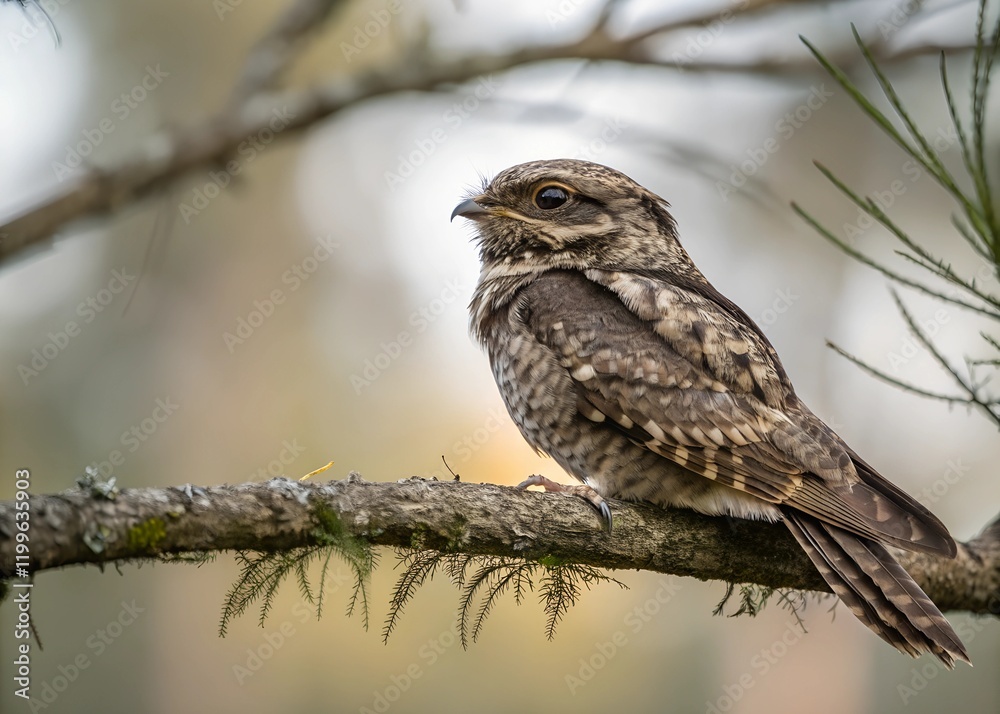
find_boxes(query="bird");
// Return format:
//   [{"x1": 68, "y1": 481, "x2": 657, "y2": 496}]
[{"x1": 452, "y1": 158, "x2": 970, "y2": 667}]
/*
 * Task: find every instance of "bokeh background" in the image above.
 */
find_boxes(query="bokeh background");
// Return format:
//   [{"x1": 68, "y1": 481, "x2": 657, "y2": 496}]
[{"x1": 1, "y1": 0, "x2": 998, "y2": 712}]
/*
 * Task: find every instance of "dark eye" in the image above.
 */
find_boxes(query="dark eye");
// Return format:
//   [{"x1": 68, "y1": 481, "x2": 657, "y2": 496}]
[{"x1": 534, "y1": 185, "x2": 569, "y2": 210}]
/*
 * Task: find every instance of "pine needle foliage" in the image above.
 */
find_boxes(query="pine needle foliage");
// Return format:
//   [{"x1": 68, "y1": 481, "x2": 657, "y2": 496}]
[
  {"x1": 382, "y1": 550, "x2": 626, "y2": 647},
  {"x1": 794, "y1": 0, "x2": 1000, "y2": 428},
  {"x1": 218, "y1": 516, "x2": 377, "y2": 636}
]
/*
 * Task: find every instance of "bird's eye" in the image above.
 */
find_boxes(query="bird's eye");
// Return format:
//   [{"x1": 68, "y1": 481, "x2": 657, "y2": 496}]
[{"x1": 534, "y1": 185, "x2": 569, "y2": 210}]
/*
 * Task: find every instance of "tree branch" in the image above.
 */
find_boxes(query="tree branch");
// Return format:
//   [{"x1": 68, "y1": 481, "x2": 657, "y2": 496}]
[
  {"x1": 225, "y1": 0, "x2": 346, "y2": 107},
  {"x1": 0, "y1": 0, "x2": 975, "y2": 267},
  {"x1": 2, "y1": 475, "x2": 998, "y2": 616}
]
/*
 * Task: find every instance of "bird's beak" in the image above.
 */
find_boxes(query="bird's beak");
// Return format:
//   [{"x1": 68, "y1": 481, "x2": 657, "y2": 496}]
[{"x1": 451, "y1": 197, "x2": 491, "y2": 222}]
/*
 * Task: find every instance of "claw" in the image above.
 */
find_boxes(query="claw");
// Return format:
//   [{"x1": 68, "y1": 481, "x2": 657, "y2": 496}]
[
  {"x1": 516, "y1": 474, "x2": 612, "y2": 533},
  {"x1": 597, "y1": 500, "x2": 613, "y2": 534}
]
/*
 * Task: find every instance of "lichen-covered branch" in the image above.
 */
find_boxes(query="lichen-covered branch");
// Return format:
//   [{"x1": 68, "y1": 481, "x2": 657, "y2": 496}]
[{"x1": 1, "y1": 475, "x2": 997, "y2": 615}]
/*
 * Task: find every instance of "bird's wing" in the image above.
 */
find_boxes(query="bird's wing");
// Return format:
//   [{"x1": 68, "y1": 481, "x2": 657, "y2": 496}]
[{"x1": 516, "y1": 269, "x2": 954, "y2": 555}]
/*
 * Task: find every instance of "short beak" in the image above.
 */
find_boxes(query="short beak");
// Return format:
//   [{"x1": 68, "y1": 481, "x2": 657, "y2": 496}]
[{"x1": 451, "y1": 198, "x2": 491, "y2": 222}]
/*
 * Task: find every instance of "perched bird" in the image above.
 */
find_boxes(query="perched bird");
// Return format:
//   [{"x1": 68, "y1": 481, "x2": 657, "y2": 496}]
[{"x1": 452, "y1": 158, "x2": 970, "y2": 667}]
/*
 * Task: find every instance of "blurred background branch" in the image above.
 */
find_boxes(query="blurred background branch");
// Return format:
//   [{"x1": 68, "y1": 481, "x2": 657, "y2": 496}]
[{"x1": 0, "y1": 0, "x2": 978, "y2": 266}]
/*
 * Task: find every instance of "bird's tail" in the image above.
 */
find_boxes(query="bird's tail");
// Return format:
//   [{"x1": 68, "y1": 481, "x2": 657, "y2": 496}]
[{"x1": 783, "y1": 510, "x2": 970, "y2": 667}]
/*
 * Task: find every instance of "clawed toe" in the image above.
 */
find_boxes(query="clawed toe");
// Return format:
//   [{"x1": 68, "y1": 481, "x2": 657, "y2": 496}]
[
  {"x1": 516, "y1": 474, "x2": 561, "y2": 491},
  {"x1": 515, "y1": 474, "x2": 612, "y2": 533}
]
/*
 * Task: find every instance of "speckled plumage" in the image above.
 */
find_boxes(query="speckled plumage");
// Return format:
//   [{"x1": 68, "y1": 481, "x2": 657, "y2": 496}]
[{"x1": 455, "y1": 159, "x2": 969, "y2": 667}]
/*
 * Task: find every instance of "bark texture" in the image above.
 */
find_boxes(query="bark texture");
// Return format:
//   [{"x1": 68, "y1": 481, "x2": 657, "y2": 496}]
[{"x1": 1, "y1": 474, "x2": 998, "y2": 616}]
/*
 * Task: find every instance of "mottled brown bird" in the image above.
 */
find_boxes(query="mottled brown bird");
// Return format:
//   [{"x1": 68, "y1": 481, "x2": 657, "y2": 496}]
[{"x1": 453, "y1": 158, "x2": 969, "y2": 667}]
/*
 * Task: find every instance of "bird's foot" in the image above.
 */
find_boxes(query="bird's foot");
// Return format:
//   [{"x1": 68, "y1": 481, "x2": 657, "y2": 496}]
[{"x1": 516, "y1": 474, "x2": 613, "y2": 533}]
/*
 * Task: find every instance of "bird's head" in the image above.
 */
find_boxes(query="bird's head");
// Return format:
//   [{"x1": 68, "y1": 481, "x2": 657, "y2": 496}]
[{"x1": 452, "y1": 159, "x2": 695, "y2": 275}]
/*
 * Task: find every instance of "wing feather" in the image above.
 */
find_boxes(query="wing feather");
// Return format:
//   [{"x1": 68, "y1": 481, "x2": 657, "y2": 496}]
[{"x1": 519, "y1": 269, "x2": 956, "y2": 555}]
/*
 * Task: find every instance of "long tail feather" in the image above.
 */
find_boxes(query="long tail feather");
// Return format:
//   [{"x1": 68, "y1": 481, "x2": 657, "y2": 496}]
[{"x1": 784, "y1": 510, "x2": 970, "y2": 667}]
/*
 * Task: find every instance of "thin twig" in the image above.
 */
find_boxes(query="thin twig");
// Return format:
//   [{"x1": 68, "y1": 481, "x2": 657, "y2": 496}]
[
  {"x1": 826, "y1": 341, "x2": 972, "y2": 405},
  {"x1": 793, "y1": 202, "x2": 1000, "y2": 320},
  {"x1": 891, "y1": 289, "x2": 1000, "y2": 428}
]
